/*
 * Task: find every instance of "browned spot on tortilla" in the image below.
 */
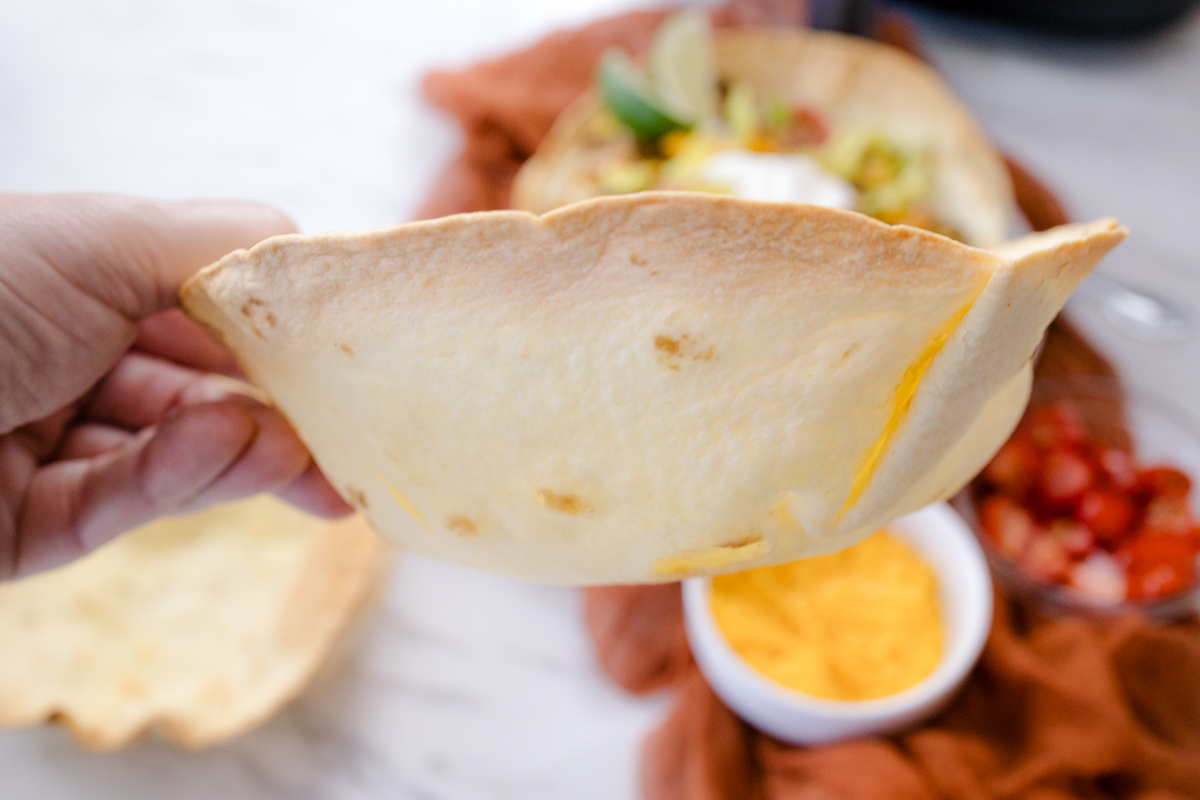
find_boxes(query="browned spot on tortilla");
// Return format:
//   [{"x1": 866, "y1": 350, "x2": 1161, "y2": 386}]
[
  {"x1": 629, "y1": 253, "x2": 647, "y2": 266},
  {"x1": 534, "y1": 489, "x2": 589, "y2": 515},
  {"x1": 655, "y1": 334, "x2": 715, "y2": 369},
  {"x1": 338, "y1": 343, "x2": 355, "y2": 356},
  {"x1": 345, "y1": 487, "x2": 368, "y2": 509},
  {"x1": 839, "y1": 342, "x2": 862, "y2": 364},
  {"x1": 447, "y1": 516, "x2": 478, "y2": 536},
  {"x1": 655, "y1": 335, "x2": 681, "y2": 355},
  {"x1": 240, "y1": 298, "x2": 270, "y2": 337}
]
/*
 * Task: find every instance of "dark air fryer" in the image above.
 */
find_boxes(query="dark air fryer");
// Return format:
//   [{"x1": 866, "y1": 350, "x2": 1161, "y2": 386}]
[{"x1": 902, "y1": 0, "x2": 1198, "y2": 37}]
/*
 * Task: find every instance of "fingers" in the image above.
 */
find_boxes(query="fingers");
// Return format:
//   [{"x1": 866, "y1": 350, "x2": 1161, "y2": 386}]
[
  {"x1": 56, "y1": 423, "x2": 134, "y2": 460},
  {"x1": 13, "y1": 398, "x2": 312, "y2": 577},
  {"x1": 274, "y1": 462, "x2": 356, "y2": 519},
  {"x1": 0, "y1": 192, "x2": 328, "y2": 580},
  {"x1": 170, "y1": 399, "x2": 311, "y2": 511},
  {"x1": 0, "y1": 434, "x2": 39, "y2": 579},
  {"x1": 83, "y1": 351, "x2": 233, "y2": 431},
  {"x1": 135, "y1": 309, "x2": 241, "y2": 376},
  {"x1": 9, "y1": 404, "x2": 79, "y2": 462}
]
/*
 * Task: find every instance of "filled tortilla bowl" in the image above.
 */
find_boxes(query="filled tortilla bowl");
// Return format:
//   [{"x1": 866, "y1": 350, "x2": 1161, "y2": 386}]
[{"x1": 512, "y1": 22, "x2": 1013, "y2": 249}]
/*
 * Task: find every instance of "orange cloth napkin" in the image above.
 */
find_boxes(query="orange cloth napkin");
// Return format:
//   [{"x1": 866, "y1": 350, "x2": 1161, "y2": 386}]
[
  {"x1": 587, "y1": 585, "x2": 1200, "y2": 800},
  {"x1": 417, "y1": 5, "x2": 1200, "y2": 798}
]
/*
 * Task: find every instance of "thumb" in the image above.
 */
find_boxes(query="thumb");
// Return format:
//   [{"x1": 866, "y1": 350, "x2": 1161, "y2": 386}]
[
  {"x1": 0, "y1": 194, "x2": 296, "y2": 432},
  {"x1": 7, "y1": 193, "x2": 298, "y2": 320}
]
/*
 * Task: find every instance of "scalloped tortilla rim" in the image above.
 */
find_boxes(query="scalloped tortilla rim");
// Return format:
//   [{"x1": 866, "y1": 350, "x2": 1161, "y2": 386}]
[
  {"x1": 0, "y1": 496, "x2": 390, "y2": 750},
  {"x1": 182, "y1": 193, "x2": 1124, "y2": 585}
]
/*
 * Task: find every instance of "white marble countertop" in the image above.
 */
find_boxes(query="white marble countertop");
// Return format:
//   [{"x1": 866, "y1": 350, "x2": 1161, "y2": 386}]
[{"x1": 2, "y1": 1, "x2": 1198, "y2": 797}]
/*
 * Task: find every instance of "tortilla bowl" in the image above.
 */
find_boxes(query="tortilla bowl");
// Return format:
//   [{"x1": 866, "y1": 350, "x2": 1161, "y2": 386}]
[
  {"x1": 181, "y1": 193, "x2": 1124, "y2": 585},
  {"x1": 0, "y1": 496, "x2": 390, "y2": 750}
]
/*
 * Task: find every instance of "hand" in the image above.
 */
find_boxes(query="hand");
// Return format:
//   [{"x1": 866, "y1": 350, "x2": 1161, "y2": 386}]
[{"x1": 0, "y1": 194, "x2": 352, "y2": 579}]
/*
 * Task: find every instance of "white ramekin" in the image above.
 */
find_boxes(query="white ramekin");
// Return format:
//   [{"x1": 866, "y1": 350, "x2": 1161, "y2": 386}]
[{"x1": 682, "y1": 502, "x2": 993, "y2": 745}]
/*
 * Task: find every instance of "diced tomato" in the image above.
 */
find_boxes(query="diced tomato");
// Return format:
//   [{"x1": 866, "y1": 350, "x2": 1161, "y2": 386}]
[
  {"x1": 1142, "y1": 497, "x2": 1195, "y2": 535},
  {"x1": 1076, "y1": 489, "x2": 1135, "y2": 544},
  {"x1": 1131, "y1": 524, "x2": 1200, "y2": 553},
  {"x1": 1096, "y1": 448, "x2": 1138, "y2": 492},
  {"x1": 779, "y1": 107, "x2": 828, "y2": 148},
  {"x1": 1122, "y1": 531, "x2": 1197, "y2": 565},
  {"x1": 981, "y1": 439, "x2": 1041, "y2": 498},
  {"x1": 972, "y1": 408, "x2": 1200, "y2": 603},
  {"x1": 1127, "y1": 562, "x2": 1195, "y2": 600},
  {"x1": 979, "y1": 496, "x2": 1036, "y2": 560},
  {"x1": 1025, "y1": 403, "x2": 1086, "y2": 449},
  {"x1": 1021, "y1": 535, "x2": 1071, "y2": 583},
  {"x1": 1069, "y1": 552, "x2": 1127, "y2": 604},
  {"x1": 1039, "y1": 447, "x2": 1094, "y2": 507},
  {"x1": 1138, "y1": 466, "x2": 1192, "y2": 499},
  {"x1": 1120, "y1": 533, "x2": 1199, "y2": 600},
  {"x1": 1047, "y1": 518, "x2": 1096, "y2": 559}
]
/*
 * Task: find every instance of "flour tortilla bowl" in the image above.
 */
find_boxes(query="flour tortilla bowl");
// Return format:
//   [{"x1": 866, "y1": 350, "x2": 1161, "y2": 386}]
[
  {"x1": 181, "y1": 193, "x2": 1124, "y2": 585},
  {"x1": 513, "y1": 28, "x2": 1014, "y2": 248},
  {"x1": 0, "y1": 496, "x2": 389, "y2": 750}
]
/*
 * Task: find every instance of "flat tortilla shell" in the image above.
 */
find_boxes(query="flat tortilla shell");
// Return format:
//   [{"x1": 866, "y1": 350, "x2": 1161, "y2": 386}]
[
  {"x1": 0, "y1": 496, "x2": 390, "y2": 750},
  {"x1": 182, "y1": 193, "x2": 1124, "y2": 585},
  {"x1": 513, "y1": 28, "x2": 1013, "y2": 247}
]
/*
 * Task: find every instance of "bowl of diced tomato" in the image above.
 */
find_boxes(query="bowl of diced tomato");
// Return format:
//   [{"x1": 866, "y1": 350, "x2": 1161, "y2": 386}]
[{"x1": 958, "y1": 377, "x2": 1200, "y2": 620}]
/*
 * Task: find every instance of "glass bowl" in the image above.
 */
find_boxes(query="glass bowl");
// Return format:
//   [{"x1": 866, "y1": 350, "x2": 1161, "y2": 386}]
[{"x1": 954, "y1": 376, "x2": 1200, "y2": 622}]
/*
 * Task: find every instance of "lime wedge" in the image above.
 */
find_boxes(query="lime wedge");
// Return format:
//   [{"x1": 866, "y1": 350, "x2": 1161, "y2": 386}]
[
  {"x1": 598, "y1": 49, "x2": 689, "y2": 141},
  {"x1": 649, "y1": 9, "x2": 718, "y2": 125},
  {"x1": 725, "y1": 81, "x2": 758, "y2": 145}
]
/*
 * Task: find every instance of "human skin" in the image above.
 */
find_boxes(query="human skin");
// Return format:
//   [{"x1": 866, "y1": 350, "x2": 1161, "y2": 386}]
[{"x1": 0, "y1": 194, "x2": 352, "y2": 580}]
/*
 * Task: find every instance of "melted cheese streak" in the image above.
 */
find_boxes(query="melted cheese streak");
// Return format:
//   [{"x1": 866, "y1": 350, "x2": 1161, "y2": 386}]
[{"x1": 838, "y1": 296, "x2": 979, "y2": 519}]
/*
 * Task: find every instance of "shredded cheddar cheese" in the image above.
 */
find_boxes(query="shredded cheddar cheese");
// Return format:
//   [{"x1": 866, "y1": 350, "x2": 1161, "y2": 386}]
[{"x1": 711, "y1": 530, "x2": 943, "y2": 701}]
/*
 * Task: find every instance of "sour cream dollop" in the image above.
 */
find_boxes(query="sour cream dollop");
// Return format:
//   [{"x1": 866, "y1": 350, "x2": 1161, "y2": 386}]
[{"x1": 700, "y1": 150, "x2": 857, "y2": 208}]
